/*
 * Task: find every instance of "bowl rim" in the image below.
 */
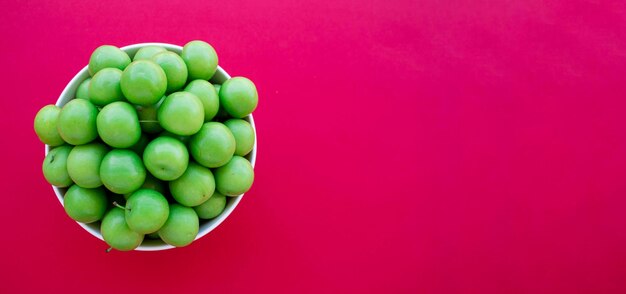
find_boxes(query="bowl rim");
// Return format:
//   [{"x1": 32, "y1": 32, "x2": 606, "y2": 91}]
[{"x1": 44, "y1": 42, "x2": 257, "y2": 251}]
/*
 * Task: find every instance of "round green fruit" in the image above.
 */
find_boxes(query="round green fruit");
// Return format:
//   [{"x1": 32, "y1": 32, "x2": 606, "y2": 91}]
[
  {"x1": 152, "y1": 51, "x2": 188, "y2": 93},
  {"x1": 219, "y1": 77, "x2": 258, "y2": 118},
  {"x1": 66, "y1": 142, "x2": 108, "y2": 188},
  {"x1": 158, "y1": 204, "x2": 199, "y2": 247},
  {"x1": 142, "y1": 136, "x2": 189, "y2": 181},
  {"x1": 184, "y1": 80, "x2": 219, "y2": 121},
  {"x1": 169, "y1": 162, "x2": 215, "y2": 207},
  {"x1": 181, "y1": 40, "x2": 218, "y2": 80},
  {"x1": 193, "y1": 192, "x2": 226, "y2": 219},
  {"x1": 76, "y1": 78, "x2": 91, "y2": 100},
  {"x1": 133, "y1": 46, "x2": 166, "y2": 61},
  {"x1": 157, "y1": 91, "x2": 204, "y2": 136},
  {"x1": 89, "y1": 68, "x2": 124, "y2": 106},
  {"x1": 97, "y1": 101, "x2": 141, "y2": 148},
  {"x1": 189, "y1": 122, "x2": 235, "y2": 168},
  {"x1": 224, "y1": 118, "x2": 255, "y2": 156},
  {"x1": 57, "y1": 99, "x2": 98, "y2": 145},
  {"x1": 88, "y1": 45, "x2": 131, "y2": 76},
  {"x1": 125, "y1": 189, "x2": 169, "y2": 234},
  {"x1": 34, "y1": 105, "x2": 64, "y2": 146},
  {"x1": 42, "y1": 145, "x2": 73, "y2": 187},
  {"x1": 63, "y1": 185, "x2": 107, "y2": 223},
  {"x1": 214, "y1": 156, "x2": 254, "y2": 196},
  {"x1": 100, "y1": 149, "x2": 146, "y2": 194},
  {"x1": 120, "y1": 60, "x2": 167, "y2": 105},
  {"x1": 101, "y1": 207, "x2": 144, "y2": 251}
]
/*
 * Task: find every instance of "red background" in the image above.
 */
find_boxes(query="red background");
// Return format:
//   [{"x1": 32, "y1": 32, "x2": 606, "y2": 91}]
[{"x1": 2, "y1": 0, "x2": 626, "y2": 293}]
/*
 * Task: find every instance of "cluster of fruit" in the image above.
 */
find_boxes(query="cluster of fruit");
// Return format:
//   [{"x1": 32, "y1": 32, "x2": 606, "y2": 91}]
[{"x1": 34, "y1": 41, "x2": 257, "y2": 251}]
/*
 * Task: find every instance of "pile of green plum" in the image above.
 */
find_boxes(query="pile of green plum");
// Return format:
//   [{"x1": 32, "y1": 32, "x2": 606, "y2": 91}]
[{"x1": 34, "y1": 41, "x2": 257, "y2": 251}]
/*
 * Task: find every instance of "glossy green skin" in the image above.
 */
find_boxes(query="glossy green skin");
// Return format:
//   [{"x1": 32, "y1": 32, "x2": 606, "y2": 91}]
[
  {"x1": 128, "y1": 133, "x2": 149, "y2": 157},
  {"x1": 143, "y1": 136, "x2": 189, "y2": 181},
  {"x1": 42, "y1": 145, "x2": 73, "y2": 187},
  {"x1": 157, "y1": 92, "x2": 204, "y2": 136},
  {"x1": 214, "y1": 156, "x2": 254, "y2": 196},
  {"x1": 89, "y1": 68, "x2": 124, "y2": 106},
  {"x1": 76, "y1": 78, "x2": 91, "y2": 99},
  {"x1": 152, "y1": 51, "x2": 188, "y2": 93},
  {"x1": 100, "y1": 150, "x2": 147, "y2": 194},
  {"x1": 133, "y1": 46, "x2": 166, "y2": 61},
  {"x1": 136, "y1": 100, "x2": 164, "y2": 134},
  {"x1": 63, "y1": 185, "x2": 107, "y2": 223},
  {"x1": 224, "y1": 119, "x2": 255, "y2": 156},
  {"x1": 181, "y1": 40, "x2": 218, "y2": 80},
  {"x1": 101, "y1": 207, "x2": 144, "y2": 251},
  {"x1": 193, "y1": 192, "x2": 226, "y2": 219},
  {"x1": 120, "y1": 60, "x2": 167, "y2": 105},
  {"x1": 220, "y1": 77, "x2": 258, "y2": 118},
  {"x1": 66, "y1": 142, "x2": 108, "y2": 188},
  {"x1": 34, "y1": 105, "x2": 64, "y2": 146},
  {"x1": 189, "y1": 122, "x2": 235, "y2": 168},
  {"x1": 125, "y1": 189, "x2": 169, "y2": 234},
  {"x1": 97, "y1": 101, "x2": 141, "y2": 148},
  {"x1": 88, "y1": 45, "x2": 131, "y2": 76},
  {"x1": 184, "y1": 80, "x2": 219, "y2": 121},
  {"x1": 169, "y1": 162, "x2": 215, "y2": 207},
  {"x1": 158, "y1": 204, "x2": 199, "y2": 247},
  {"x1": 57, "y1": 99, "x2": 98, "y2": 145}
]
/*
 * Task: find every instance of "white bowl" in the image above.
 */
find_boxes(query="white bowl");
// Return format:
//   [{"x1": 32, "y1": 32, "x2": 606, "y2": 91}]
[{"x1": 45, "y1": 43, "x2": 257, "y2": 251}]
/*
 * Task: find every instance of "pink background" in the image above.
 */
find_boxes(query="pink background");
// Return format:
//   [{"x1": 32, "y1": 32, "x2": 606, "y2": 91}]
[{"x1": 2, "y1": 0, "x2": 626, "y2": 293}]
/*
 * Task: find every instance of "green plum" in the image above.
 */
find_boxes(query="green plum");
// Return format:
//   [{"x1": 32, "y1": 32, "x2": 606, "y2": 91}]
[
  {"x1": 63, "y1": 185, "x2": 107, "y2": 223},
  {"x1": 169, "y1": 162, "x2": 215, "y2": 207},
  {"x1": 97, "y1": 101, "x2": 141, "y2": 148},
  {"x1": 133, "y1": 46, "x2": 166, "y2": 61},
  {"x1": 142, "y1": 136, "x2": 188, "y2": 181},
  {"x1": 184, "y1": 80, "x2": 219, "y2": 121},
  {"x1": 57, "y1": 99, "x2": 98, "y2": 145},
  {"x1": 181, "y1": 40, "x2": 218, "y2": 80},
  {"x1": 66, "y1": 142, "x2": 108, "y2": 188},
  {"x1": 124, "y1": 189, "x2": 169, "y2": 234},
  {"x1": 193, "y1": 192, "x2": 226, "y2": 219},
  {"x1": 120, "y1": 60, "x2": 167, "y2": 105},
  {"x1": 88, "y1": 45, "x2": 131, "y2": 76},
  {"x1": 224, "y1": 118, "x2": 255, "y2": 156},
  {"x1": 101, "y1": 207, "x2": 144, "y2": 251},
  {"x1": 219, "y1": 77, "x2": 258, "y2": 118},
  {"x1": 157, "y1": 91, "x2": 204, "y2": 136},
  {"x1": 158, "y1": 204, "x2": 199, "y2": 247},
  {"x1": 42, "y1": 145, "x2": 73, "y2": 187},
  {"x1": 152, "y1": 51, "x2": 188, "y2": 93},
  {"x1": 214, "y1": 156, "x2": 254, "y2": 196},
  {"x1": 34, "y1": 105, "x2": 64, "y2": 146},
  {"x1": 135, "y1": 99, "x2": 164, "y2": 134},
  {"x1": 89, "y1": 68, "x2": 124, "y2": 106},
  {"x1": 76, "y1": 78, "x2": 91, "y2": 99},
  {"x1": 189, "y1": 122, "x2": 235, "y2": 168},
  {"x1": 100, "y1": 149, "x2": 146, "y2": 194}
]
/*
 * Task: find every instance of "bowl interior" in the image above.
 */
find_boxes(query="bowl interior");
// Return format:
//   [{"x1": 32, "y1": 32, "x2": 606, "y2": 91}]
[{"x1": 46, "y1": 43, "x2": 256, "y2": 251}]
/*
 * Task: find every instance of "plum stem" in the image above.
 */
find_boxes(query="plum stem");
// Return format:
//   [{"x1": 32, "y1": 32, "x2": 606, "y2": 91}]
[
  {"x1": 112, "y1": 201, "x2": 125, "y2": 209},
  {"x1": 105, "y1": 247, "x2": 113, "y2": 253}
]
